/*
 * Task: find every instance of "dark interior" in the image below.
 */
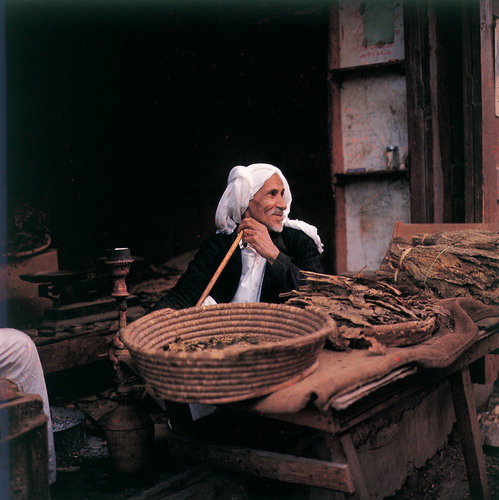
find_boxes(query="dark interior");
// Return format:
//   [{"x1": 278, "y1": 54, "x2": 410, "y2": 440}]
[{"x1": 6, "y1": 1, "x2": 334, "y2": 273}]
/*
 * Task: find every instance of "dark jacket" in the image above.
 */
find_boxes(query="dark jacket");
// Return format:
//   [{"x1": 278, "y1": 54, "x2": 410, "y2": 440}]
[{"x1": 152, "y1": 226, "x2": 324, "y2": 311}]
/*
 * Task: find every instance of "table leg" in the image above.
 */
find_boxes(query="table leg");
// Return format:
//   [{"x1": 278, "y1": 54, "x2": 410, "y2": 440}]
[
  {"x1": 449, "y1": 367, "x2": 490, "y2": 500},
  {"x1": 338, "y1": 433, "x2": 370, "y2": 500}
]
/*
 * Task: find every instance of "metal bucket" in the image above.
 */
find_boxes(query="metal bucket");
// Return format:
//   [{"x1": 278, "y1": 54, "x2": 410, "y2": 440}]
[{"x1": 51, "y1": 406, "x2": 87, "y2": 457}]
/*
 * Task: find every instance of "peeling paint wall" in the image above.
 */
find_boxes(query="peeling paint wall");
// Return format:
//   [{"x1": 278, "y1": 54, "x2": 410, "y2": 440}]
[
  {"x1": 341, "y1": 73, "x2": 408, "y2": 172},
  {"x1": 336, "y1": 0, "x2": 410, "y2": 273},
  {"x1": 346, "y1": 179, "x2": 410, "y2": 272},
  {"x1": 338, "y1": 0, "x2": 405, "y2": 68}
]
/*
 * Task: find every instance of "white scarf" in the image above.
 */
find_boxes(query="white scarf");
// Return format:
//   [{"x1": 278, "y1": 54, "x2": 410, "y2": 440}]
[{"x1": 214, "y1": 163, "x2": 323, "y2": 253}]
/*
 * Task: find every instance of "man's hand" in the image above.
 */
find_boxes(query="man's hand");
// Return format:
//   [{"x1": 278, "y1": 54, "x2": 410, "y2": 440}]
[
  {"x1": 237, "y1": 217, "x2": 280, "y2": 264},
  {"x1": 108, "y1": 331, "x2": 126, "y2": 366},
  {"x1": 108, "y1": 307, "x2": 176, "y2": 365}
]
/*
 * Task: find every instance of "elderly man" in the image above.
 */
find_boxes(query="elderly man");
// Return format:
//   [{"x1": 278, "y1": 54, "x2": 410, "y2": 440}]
[
  {"x1": 152, "y1": 163, "x2": 324, "y2": 310},
  {"x1": 110, "y1": 163, "x2": 324, "y2": 422},
  {"x1": 110, "y1": 164, "x2": 323, "y2": 353}
]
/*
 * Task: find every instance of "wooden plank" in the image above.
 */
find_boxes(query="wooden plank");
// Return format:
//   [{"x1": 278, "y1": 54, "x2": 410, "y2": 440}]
[
  {"x1": 479, "y1": 0, "x2": 498, "y2": 223},
  {"x1": 0, "y1": 394, "x2": 47, "y2": 441},
  {"x1": 338, "y1": 433, "x2": 370, "y2": 500},
  {"x1": 169, "y1": 435, "x2": 355, "y2": 493},
  {"x1": 462, "y1": 0, "x2": 484, "y2": 223},
  {"x1": 28, "y1": 425, "x2": 50, "y2": 500},
  {"x1": 496, "y1": 18, "x2": 499, "y2": 118},
  {"x1": 0, "y1": 394, "x2": 50, "y2": 500},
  {"x1": 248, "y1": 373, "x2": 435, "y2": 436},
  {"x1": 432, "y1": 2, "x2": 465, "y2": 222},
  {"x1": 330, "y1": 376, "x2": 438, "y2": 433},
  {"x1": 329, "y1": 2, "x2": 347, "y2": 274},
  {"x1": 328, "y1": 2, "x2": 340, "y2": 71},
  {"x1": 37, "y1": 332, "x2": 113, "y2": 374},
  {"x1": 403, "y1": 1, "x2": 433, "y2": 223},
  {"x1": 261, "y1": 408, "x2": 338, "y2": 434},
  {"x1": 126, "y1": 466, "x2": 239, "y2": 500},
  {"x1": 449, "y1": 367, "x2": 491, "y2": 500},
  {"x1": 470, "y1": 354, "x2": 499, "y2": 385},
  {"x1": 391, "y1": 221, "x2": 499, "y2": 243}
]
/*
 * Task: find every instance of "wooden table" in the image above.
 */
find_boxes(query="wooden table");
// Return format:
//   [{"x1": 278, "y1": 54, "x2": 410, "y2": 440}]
[
  {"x1": 169, "y1": 329, "x2": 499, "y2": 499},
  {"x1": 147, "y1": 222, "x2": 499, "y2": 497},
  {"x1": 31, "y1": 300, "x2": 144, "y2": 374},
  {"x1": 33, "y1": 325, "x2": 115, "y2": 374}
]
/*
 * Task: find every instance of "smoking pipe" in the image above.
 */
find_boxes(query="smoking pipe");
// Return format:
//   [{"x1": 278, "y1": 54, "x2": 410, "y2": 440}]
[{"x1": 105, "y1": 247, "x2": 134, "y2": 335}]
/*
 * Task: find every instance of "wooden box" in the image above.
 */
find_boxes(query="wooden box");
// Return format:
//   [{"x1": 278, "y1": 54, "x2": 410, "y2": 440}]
[{"x1": 0, "y1": 379, "x2": 50, "y2": 499}]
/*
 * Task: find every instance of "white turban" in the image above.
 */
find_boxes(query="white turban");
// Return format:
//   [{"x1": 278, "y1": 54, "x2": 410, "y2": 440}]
[{"x1": 215, "y1": 163, "x2": 323, "y2": 253}]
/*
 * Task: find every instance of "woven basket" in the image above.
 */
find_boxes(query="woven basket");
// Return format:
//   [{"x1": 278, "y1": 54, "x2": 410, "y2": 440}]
[{"x1": 121, "y1": 302, "x2": 336, "y2": 404}]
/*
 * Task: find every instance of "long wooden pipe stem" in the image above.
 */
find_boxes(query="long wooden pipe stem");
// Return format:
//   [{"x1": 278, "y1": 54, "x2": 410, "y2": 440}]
[{"x1": 196, "y1": 231, "x2": 243, "y2": 307}]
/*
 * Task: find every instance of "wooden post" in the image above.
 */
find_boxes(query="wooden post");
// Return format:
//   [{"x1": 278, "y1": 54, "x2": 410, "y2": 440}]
[{"x1": 449, "y1": 367, "x2": 491, "y2": 500}]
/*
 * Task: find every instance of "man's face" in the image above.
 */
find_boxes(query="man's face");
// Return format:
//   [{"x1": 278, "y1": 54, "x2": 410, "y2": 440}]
[{"x1": 243, "y1": 174, "x2": 287, "y2": 232}]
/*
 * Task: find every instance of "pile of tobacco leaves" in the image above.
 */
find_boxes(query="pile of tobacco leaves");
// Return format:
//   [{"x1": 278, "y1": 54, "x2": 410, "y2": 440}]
[
  {"x1": 163, "y1": 334, "x2": 276, "y2": 353},
  {"x1": 379, "y1": 230, "x2": 499, "y2": 305},
  {"x1": 284, "y1": 230, "x2": 498, "y2": 351},
  {"x1": 282, "y1": 271, "x2": 450, "y2": 351}
]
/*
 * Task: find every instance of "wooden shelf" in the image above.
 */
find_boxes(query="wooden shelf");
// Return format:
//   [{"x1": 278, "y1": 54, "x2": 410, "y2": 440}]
[
  {"x1": 330, "y1": 59, "x2": 405, "y2": 74},
  {"x1": 329, "y1": 60, "x2": 405, "y2": 83},
  {"x1": 333, "y1": 169, "x2": 409, "y2": 185}
]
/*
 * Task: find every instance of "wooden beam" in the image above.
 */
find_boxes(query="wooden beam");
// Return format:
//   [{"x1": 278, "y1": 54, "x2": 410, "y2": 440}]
[
  {"x1": 478, "y1": 0, "x2": 498, "y2": 223},
  {"x1": 169, "y1": 435, "x2": 355, "y2": 493},
  {"x1": 449, "y1": 367, "x2": 491, "y2": 500},
  {"x1": 126, "y1": 466, "x2": 245, "y2": 500},
  {"x1": 329, "y1": 2, "x2": 347, "y2": 274},
  {"x1": 37, "y1": 332, "x2": 113, "y2": 374},
  {"x1": 403, "y1": 0, "x2": 434, "y2": 223},
  {"x1": 338, "y1": 433, "x2": 370, "y2": 500},
  {"x1": 1, "y1": 394, "x2": 50, "y2": 500},
  {"x1": 433, "y1": 2, "x2": 464, "y2": 222},
  {"x1": 461, "y1": 0, "x2": 484, "y2": 222}
]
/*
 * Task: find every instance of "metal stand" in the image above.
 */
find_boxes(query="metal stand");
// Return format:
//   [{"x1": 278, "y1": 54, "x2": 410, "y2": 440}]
[{"x1": 105, "y1": 247, "x2": 134, "y2": 384}]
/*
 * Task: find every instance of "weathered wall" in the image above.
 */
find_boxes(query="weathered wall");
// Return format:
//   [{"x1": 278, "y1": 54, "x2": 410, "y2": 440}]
[
  {"x1": 341, "y1": 73, "x2": 408, "y2": 173},
  {"x1": 338, "y1": 0, "x2": 405, "y2": 68},
  {"x1": 332, "y1": 0, "x2": 411, "y2": 273},
  {"x1": 353, "y1": 382, "x2": 455, "y2": 498},
  {"x1": 341, "y1": 71, "x2": 410, "y2": 271},
  {"x1": 346, "y1": 179, "x2": 410, "y2": 271}
]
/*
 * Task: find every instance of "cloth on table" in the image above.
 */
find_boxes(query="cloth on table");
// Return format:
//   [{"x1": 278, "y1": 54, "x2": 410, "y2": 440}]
[{"x1": 244, "y1": 298, "x2": 499, "y2": 415}]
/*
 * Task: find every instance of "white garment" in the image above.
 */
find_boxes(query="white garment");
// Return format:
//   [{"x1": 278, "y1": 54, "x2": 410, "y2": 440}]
[
  {"x1": 230, "y1": 243, "x2": 267, "y2": 303},
  {"x1": 0, "y1": 328, "x2": 56, "y2": 484},
  {"x1": 201, "y1": 243, "x2": 267, "y2": 306},
  {"x1": 214, "y1": 163, "x2": 323, "y2": 253}
]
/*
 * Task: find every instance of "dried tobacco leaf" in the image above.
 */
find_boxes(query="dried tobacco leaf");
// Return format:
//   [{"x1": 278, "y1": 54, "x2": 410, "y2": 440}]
[{"x1": 284, "y1": 270, "x2": 441, "y2": 350}]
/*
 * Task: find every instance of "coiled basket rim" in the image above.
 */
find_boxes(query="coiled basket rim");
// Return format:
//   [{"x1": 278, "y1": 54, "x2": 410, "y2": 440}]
[
  {"x1": 122, "y1": 302, "x2": 335, "y2": 361},
  {"x1": 120, "y1": 302, "x2": 336, "y2": 403}
]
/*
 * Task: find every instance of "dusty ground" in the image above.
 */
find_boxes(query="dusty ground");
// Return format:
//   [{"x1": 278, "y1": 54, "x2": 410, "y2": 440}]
[{"x1": 47, "y1": 363, "x2": 499, "y2": 500}]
